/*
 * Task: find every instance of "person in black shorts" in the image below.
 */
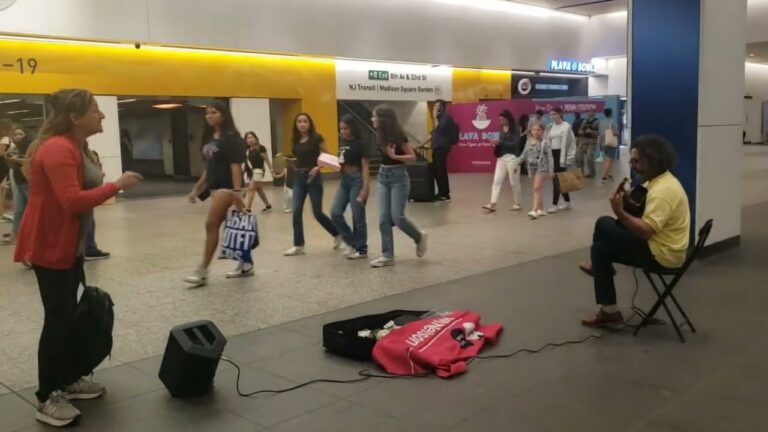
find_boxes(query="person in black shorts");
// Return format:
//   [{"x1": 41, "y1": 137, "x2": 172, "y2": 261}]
[{"x1": 185, "y1": 101, "x2": 247, "y2": 285}]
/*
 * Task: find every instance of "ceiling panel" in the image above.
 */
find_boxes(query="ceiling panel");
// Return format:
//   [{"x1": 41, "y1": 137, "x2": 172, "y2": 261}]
[{"x1": 512, "y1": 0, "x2": 627, "y2": 16}]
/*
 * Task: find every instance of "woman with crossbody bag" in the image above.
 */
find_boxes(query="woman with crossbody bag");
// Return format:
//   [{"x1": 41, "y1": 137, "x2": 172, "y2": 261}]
[{"x1": 601, "y1": 108, "x2": 619, "y2": 183}]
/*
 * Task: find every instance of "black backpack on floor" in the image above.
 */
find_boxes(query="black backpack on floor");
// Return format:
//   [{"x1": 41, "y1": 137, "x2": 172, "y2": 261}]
[{"x1": 73, "y1": 286, "x2": 115, "y2": 377}]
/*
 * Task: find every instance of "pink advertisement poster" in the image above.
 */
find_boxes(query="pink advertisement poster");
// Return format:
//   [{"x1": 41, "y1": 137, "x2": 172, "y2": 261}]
[{"x1": 446, "y1": 99, "x2": 606, "y2": 173}]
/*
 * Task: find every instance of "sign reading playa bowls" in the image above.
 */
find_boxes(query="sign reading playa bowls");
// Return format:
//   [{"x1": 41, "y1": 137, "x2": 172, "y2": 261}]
[{"x1": 447, "y1": 98, "x2": 607, "y2": 173}]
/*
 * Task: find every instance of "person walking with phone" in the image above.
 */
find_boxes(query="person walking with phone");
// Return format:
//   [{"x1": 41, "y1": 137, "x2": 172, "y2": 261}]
[{"x1": 185, "y1": 101, "x2": 247, "y2": 284}]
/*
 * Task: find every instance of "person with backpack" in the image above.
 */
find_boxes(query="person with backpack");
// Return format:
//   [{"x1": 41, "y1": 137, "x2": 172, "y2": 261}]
[
  {"x1": 429, "y1": 99, "x2": 458, "y2": 202},
  {"x1": 15, "y1": 88, "x2": 143, "y2": 427}
]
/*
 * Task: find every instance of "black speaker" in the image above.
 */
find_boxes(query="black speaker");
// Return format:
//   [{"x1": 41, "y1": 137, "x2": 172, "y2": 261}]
[{"x1": 159, "y1": 320, "x2": 227, "y2": 398}]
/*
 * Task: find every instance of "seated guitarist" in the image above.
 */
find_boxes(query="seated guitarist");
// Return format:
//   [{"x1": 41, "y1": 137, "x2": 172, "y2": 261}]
[{"x1": 579, "y1": 135, "x2": 691, "y2": 328}]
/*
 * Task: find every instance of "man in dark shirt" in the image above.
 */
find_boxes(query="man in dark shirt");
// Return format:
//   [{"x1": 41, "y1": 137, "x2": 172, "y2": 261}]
[
  {"x1": 576, "y1": 110, "x2": 600, "y2": 178},
  {"x1": 430, "y1": 99, "x2": 457, "y2": 202}
]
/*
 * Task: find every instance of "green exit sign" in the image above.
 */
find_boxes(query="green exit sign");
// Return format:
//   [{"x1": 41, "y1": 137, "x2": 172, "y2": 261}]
[{"x1": 368, "y1": 70, "x2": 389, "y2": 81}]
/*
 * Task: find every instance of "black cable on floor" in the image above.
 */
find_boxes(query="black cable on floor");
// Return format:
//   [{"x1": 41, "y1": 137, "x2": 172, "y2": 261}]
[{"x1": 219, "y1": 356, "x2": 429, "y2": 397}]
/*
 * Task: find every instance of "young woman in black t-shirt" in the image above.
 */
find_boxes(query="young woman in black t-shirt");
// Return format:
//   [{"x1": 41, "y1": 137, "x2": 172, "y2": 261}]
[
  {"x1": 185, "y1": 101, "x2": 247, "y2": 285},
  {"x1": 330, "y1": 114, "x2": 372, "y2": 260},
  {"x1": 283, "y1": 112, "x2": 341, "y2": 256},
  {"x1": 243, "y1": 131, "x2": 273, "y2": 213}
]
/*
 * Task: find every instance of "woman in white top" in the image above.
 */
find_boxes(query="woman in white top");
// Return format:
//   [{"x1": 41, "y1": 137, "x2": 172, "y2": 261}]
[{"x1": 544, "y1": 107, "x2": 576, "y2": 214}]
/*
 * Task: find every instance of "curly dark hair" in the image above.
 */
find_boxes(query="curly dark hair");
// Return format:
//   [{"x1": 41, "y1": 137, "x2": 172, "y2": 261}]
[
  {"x1": 339, "y1": 114, "x2": 364, "y2": 141},
  {"x1": 499, "y1": 110, "x2": 517, "y2": 129},
  {"x1": 630, "y1": 135, "x2": 677, "y2": 179},
  {"x1": 292, "y1": 112, "x2": 321, "y2": 146},
  {"x1": 373, "y1": 105, "x2": 407, "y2": 147}
]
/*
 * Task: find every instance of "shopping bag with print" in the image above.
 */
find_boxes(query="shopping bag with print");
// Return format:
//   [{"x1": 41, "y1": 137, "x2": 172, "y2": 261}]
[
  {"x1": 219, "y1": 210, "x2": 259, "y2": 264},
  {"x1": 557, "y1": 169, "x2": 585, "y2": 193}
]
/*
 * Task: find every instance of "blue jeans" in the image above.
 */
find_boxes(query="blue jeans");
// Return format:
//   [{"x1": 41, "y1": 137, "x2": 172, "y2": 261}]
[
  {"x1": 331, "y1": 172, "x2": 367, "y2": 253},
  {"x1": 377, "y1": 166, "x2": 422, "y2": 259},
  {"x1": 292, "y1": 171, "x2": 339, "y2": 246},
  {"x1": 85, "y1": 218, "x2": 98, "y2": 254},
  {"x1": 10, "y1": 173, "x2": 29, "y2": 236}
]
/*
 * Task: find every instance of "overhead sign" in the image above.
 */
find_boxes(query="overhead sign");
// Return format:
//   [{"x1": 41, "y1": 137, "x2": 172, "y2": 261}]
[
  {"x1": 512, "y1": 75, "x2": 587, "y2": 99},
  {"x1": 336, "y1": 60, "x2": 452, "y2": 101},
  {"x1": 548, "y1": 59, "x2": 596, "y2": 73}
]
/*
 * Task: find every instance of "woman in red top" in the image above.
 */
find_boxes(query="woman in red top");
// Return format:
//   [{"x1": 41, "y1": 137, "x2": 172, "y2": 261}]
[{"x1": 15, "y1": 88, "x2": 142, "y2": 428}]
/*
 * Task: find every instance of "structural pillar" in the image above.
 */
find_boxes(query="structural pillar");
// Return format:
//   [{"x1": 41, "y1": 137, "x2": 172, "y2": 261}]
[{"x1": 629, "y1": 0, "x2": 747, "y2": 250}]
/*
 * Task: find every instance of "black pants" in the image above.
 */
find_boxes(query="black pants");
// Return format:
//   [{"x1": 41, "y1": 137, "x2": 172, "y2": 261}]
[
  {"x1": 551, "y1": 149, "x2": 570, "y2": 206},
  {"x1": 33, "y1": 257, "x2": 85, "y2": 403},
  {"x1": 433, "y1": 147, "x2": 451, "y2": 199},
  {"x1": 591, "y1": 217, "x2": 657, "y2": 305}
]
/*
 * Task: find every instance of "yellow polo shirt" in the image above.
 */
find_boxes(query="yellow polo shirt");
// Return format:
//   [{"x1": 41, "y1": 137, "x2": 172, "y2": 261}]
[{"x1": 642, "y1": 171, "x2": 690, "y2": 268}]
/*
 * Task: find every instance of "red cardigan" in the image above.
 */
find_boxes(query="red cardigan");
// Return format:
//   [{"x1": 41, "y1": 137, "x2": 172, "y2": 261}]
[{"x1": 15, "y1": 135, "x2": 119, "y2": 270}]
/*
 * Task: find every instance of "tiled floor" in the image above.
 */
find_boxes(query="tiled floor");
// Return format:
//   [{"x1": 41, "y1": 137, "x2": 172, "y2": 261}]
[{"x1": 0, "y1": 147, "x2": 766, "y2": 431}]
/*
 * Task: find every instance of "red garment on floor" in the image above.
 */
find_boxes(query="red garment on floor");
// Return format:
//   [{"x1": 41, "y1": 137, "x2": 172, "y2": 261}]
[{"x1": 372, "y1": 310, "x2": 502, "y2": 378}]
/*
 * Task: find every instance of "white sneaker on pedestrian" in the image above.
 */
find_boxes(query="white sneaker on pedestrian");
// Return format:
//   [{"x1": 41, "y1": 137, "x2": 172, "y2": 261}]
[
  {"x1": 36, "y1": 391, "x2": 81, "y2": 427},
  {"x1": 226, "y1": 263, "x2": 255, "y2": 278},
  {"x1": 347, "y1": 251, "x2": 368, "y2": 260},
  {"x1": 283, "y1": 208, "x2": 292, "y2": 214},
  {"x1": 370, "y1": 256, "x2": 395, "y2": 268},
  {"x1": 510, "y1": 204, "x2": 522, "y2": 211},
  {"x1": 528, "y1": 210, "x2": 538, "y2": 219},
  {"x1": 333, "y1": 235, "x2": 345, "y2": 250},
  {"x1": 416, "y1": 231, "x2": 428, "y2": 258},
  {"x1": 284, "y1": 246, "x2": 305, "y2": 256},
  {"x1": 183, "y1": 267, "x2": 208, "y2": 286},
  {"x1": 558, "y1": 202, "x2": 572, "y2": 211},
  {"x1": 338, "y1": 242, "x2": 355, "y2": 256},
  {"x1": 547, "y1": 207, "x2": 559, "y2": 214},
  {"x1": 536, "y1": 210, "x2": 547, "y2": 218},
  {"x1": 65, "y1": 377, "x2": 105, "y2": 400}
]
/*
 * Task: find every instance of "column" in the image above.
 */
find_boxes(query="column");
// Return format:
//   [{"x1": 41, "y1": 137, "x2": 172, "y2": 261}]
[{"x1": 629, "y1": 0, "x2": 746, "y2": 250}]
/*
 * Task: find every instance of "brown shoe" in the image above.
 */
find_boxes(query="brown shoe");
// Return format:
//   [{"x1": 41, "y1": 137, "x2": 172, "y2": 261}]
[
  {"x1": 581, "y1": 309, "x2": 624, "y2": 328},
  {"x1": 578, "y1": 261, "x2": 616, "y2": 278}
]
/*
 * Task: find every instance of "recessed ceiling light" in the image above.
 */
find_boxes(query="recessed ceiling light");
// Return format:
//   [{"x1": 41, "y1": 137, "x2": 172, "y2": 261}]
[
  {"x1": 153, "y1": 103, "x2": 183, "y2": 109},
  {"x1": 750, "y1": 53, "x2": 756, "y2": 57}
]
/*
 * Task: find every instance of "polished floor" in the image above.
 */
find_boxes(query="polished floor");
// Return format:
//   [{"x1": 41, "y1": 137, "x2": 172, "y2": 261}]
[{"x1": 0, "y1": 147, "x2": 766, "y2": 431}]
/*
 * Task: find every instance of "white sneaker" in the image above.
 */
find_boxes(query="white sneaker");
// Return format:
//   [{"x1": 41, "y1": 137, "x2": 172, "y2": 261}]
[
  {"x1": 338, "y1": 242, "x2": 355, "y2": 256},
  {"x1": 416, "y1": 231, "x2": 428, "y2": 258},
  {"x1": 536, "y1": 210, "x2": 547, "y2": 218},
  {"x1": 528, "y1": 210, "x2": 538, "y2": 219},
  {"x1": 510, "y1": 204, "x2": 522, "y2": 211},
  {"x1": 558, "y1": 202, "x2": 572, "y2": 211},
  {"x1": 65, "y1": 377, "x2": 105, "y2": 400},
  {"x1": 36, "y1": 390, "x2": 81, "y2": 427},
  {"x1": 370, "y1": 256, "x2": 395, "y2": 268},
  {"x1": 226, "y1": 263, "x2": 254, "y2": 278},
  {"x1": 183, "y1": 267, "x2": 208, "y2": 286},
  {"x1": 283, "y1": 209, "x2": 292, "y2": 214},
  {"x1": 347, "y1": 251, "x2": 368, "y2": 260},
  {"x1": 284, "y1": 246, "x2": 305, "y2": 256},
  {"x1": 333, "y1": 235, "x2": 344, "y2": 250},
  {"x1": 547, "y1": 207, "x2": 559, "y2": 214}
]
